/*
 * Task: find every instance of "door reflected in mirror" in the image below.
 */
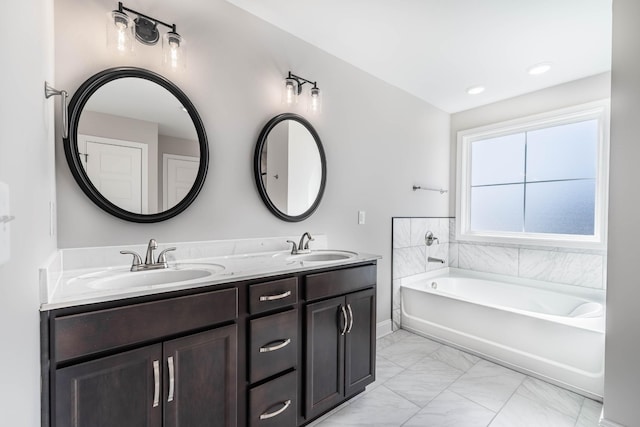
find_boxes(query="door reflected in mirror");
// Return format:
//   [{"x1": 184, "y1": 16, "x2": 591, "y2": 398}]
[
  {"x1": 260, "y1": 120, "x2": 322, "y2": 216},
  {"x1": 77, "y1": 77, "x2": 200, "y2": 215},
  {"x1": 254, "y1": 113, "x2": 326, "y2": 222}
]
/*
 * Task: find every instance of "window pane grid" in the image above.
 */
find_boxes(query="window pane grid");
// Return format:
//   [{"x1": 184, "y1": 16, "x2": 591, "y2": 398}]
[
  {"x1": 469, "y1": 118, "x2": 598, "y2": 236},
  {"x1": 471, "y1": 177, "x2": 595, "y2": 189}
]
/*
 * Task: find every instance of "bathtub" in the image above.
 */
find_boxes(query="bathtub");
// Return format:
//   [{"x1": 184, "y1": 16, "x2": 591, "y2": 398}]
[{"x1": 400, "y1": 268, "x2": 605, "y2": 398}]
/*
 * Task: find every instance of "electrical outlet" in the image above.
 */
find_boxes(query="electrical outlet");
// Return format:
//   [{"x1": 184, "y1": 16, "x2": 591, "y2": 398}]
[{"x1": 358, "y1": 210, "x2": 366, "y2": 225}]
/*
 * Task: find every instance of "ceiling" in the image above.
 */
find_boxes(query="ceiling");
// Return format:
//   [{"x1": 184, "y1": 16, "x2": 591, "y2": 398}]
[{"x1": 224, "y1": 0, "x2": 612, "y2": 113}]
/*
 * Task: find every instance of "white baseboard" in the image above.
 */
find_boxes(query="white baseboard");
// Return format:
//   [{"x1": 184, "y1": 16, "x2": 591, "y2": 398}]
[
  {"x1": 600, "y1": 417, "x2": 626, "y2": 427},
  {"x1": 376, "y1": 320, "x2": 393, "y2": 339}
]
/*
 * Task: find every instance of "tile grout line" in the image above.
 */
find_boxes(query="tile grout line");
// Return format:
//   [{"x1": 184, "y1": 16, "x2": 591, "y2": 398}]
[
  {"x1": 483, "y1": 373, "x2": 528, "y2": 426},
  {"x1": 573, "y1": 396, "x2": 588, "y2": 427}
]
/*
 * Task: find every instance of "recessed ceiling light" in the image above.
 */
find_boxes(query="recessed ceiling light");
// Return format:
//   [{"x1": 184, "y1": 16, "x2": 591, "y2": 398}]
[
  {"x1": 527, "y1": 62, "x2": 552, "y2": 75},
  {"x1": 466, "y1": 86, "x2": 485, "y2": 95}
]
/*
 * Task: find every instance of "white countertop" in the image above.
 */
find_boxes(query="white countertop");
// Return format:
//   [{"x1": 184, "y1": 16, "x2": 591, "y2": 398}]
[{"x1": 41, "y1": 249, "x2": 380, "y2": 311}]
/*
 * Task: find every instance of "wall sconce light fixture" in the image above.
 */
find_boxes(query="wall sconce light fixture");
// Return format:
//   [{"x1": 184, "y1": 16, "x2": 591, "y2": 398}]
[
  {"x1": 282, "y1": 71, "x2": 322, "y2": 113},
  {"x1": 107, "y1": 2, "x2": 186, "y2": 70}
]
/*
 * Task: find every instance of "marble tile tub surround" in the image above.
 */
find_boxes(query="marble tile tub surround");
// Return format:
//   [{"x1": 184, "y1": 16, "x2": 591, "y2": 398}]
[
  {"x1": 392, "y1": 217, "x2": 607, "y2": 329},
  {"x1": 392, "y1": 217, "x2": 452, "y2": 329},
  {"x1": 40, "y1": 234, "x2": 328, "y2": 303},
  {"x1": 393, "y1": 217, "x2": 607, "y2": 289}
]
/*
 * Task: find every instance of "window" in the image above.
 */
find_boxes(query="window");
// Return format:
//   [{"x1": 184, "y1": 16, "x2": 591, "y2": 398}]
[{"x1": 456, "y1": 101, "x2": 609, "y2": 248}]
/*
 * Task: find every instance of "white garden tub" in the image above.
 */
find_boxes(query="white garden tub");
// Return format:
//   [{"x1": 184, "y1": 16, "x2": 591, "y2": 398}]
[{"x1": 400, "y1": 268, "x2": 605, "y2": 398}]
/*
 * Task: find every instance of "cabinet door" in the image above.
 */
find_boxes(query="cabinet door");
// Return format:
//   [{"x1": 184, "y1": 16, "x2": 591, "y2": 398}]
[
  {"x1": 305, "y1": 295, "x2": 345, "y2": 419},
  {"x1": 344, "y1": 288, "x2": 376, "y2": 397},
  {"x1": 55, "y1": 344, "x2": 162, "y2": 427},
  {"x1": 163, "y1": 325, "x2": 238, "y2": 427}
]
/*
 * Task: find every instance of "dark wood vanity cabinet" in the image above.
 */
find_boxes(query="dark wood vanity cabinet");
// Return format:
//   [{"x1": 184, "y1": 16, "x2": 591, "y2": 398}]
[
  {"x1": 303, "y1": 266, "x2": 377, "y2": 420},
  {"x1": 43, "y1": 261, "x2": 377, "y2": 427},
  {"x1": 48, "y1": 287, "x2": 238, "y2": 427},
  {"x1": 55, "y1": 326, "x2": 237, "y2": 427},
  {"x1": 55, "y1": 344, "x2": 163, "y2": 427}
]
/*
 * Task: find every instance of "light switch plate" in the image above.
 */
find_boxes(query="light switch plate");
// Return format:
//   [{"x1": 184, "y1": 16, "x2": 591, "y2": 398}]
[{"x1": 0, "y1": 182, "x2": 10, "y2": 265}]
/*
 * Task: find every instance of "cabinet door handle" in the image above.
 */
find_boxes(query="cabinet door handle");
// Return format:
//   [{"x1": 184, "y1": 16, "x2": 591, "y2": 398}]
[
  {"x1": 340, "y1": 305, "x2": 348, "y2": 335},
  {"x1": 259, "y1": 290, "x2": 291, "y2": 302},
  {"x1": 167, "y1": 356, "x2": 175, "y2": 403},
  {"x1": 346, "y1": 303, "x2": 354, "y2": 334},
  {"x1": 259, "y1": 399, "x2": 292, "y2": 420},
  {"x1": 259, "y1": 338, "x2": 291, "y2": 353},
  {"x1": 152, "y1": 360, "x2": 160, "y2": 408}
]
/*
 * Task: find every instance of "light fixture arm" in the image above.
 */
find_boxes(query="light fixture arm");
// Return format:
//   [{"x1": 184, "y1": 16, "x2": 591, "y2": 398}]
[
  {"x1": 117, "y1": 2, "x2": 178, "y2": 33},
  {"x1": 288, "y1": 71, "x2": 318, "y2": 95}
]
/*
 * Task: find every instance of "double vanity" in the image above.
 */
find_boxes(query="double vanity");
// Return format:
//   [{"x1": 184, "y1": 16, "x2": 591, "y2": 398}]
[
  {"x1": 40, "y1": 236, "x2": 379, "y2": 427},
  {"x1": 43, "y1": 63, "x2": 371, "y2": 426}
]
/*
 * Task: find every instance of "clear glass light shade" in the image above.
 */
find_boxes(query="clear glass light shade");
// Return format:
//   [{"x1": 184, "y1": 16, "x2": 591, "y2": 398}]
[
  {"x1": 106, "y1": 10, "x2": 135, "y2": 54},
  {"x1": 163, "y1": 32, "x2": 186, "y2": 70},
  {"x1": 308, "y1": 87, "x2": 322, "y2": 113},
  {"x1": 282, "y1": 78, "x2": 298, "y2": 106}
]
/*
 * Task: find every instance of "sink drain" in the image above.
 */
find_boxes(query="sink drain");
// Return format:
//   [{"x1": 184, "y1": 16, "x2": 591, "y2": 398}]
[{"x1": 431, "y1": 281, "x2": 438, "y2": 289}]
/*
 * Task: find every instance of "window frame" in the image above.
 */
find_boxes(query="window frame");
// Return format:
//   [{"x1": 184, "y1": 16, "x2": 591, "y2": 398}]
[{"x1": 456, "y1": 100, "x2": 610, "y2": 249}]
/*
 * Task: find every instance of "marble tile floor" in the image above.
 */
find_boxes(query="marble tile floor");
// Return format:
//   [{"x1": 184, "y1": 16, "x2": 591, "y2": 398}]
[{"x1": 308, "y1": 329, "x2": 602, "y2": 427}]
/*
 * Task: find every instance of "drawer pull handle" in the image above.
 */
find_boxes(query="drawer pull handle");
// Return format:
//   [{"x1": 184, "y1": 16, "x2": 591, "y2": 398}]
[
  {"x1": 346, "y1": 303, "x2": 354, "y2": 334},
  {"x1": 152, "y1": 360, "x2": 160, "y2": 408},
  {"x1": 259, "y1": 338, "x2": 291, "y2": 353},
  {"x1": 340, "y1": 305, "x2": 348, "y2": 335},
  {"x1": 259, "y1": 399, "x2": 292, "y2": 420},
  {"x1": 167, "y1": 356, "x2": 175, "y2": 403},
  {"x1": 259, "y1": 290, "x2": 291, "y2": 302}
]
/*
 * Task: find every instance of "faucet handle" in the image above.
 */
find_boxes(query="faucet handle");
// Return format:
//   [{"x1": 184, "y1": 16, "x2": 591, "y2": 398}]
[
  {"x1": 120, "y1": 250, "x2": 142, "y2": 271},
  {"x1": 425, "y1": 231, "x2": 439, "y2": 246},
  {"x1": 157, "y1": 247, "x2": 177, "y2": 264}
]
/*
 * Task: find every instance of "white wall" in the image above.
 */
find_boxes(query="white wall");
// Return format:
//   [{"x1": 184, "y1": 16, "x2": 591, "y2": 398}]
[
  {"x1": 0, "y1": 0, "x2": 56, "y2": 425},
  {"x1": 54, "y1": 0, "x2": 451, "y2": 324},
  {"x1": 603, "y1": 0, "x2": 640, "y2": 424}
]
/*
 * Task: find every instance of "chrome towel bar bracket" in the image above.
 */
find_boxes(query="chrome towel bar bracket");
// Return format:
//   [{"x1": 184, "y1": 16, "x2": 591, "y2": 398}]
[{"x1": 44, "y1": 82, "x2": 69, "y2": 139}]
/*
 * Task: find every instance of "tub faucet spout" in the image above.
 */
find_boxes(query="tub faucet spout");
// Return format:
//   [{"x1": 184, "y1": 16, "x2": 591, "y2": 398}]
[{"x1": 428, "y1": 256, "x2": 445, "y2": 264}]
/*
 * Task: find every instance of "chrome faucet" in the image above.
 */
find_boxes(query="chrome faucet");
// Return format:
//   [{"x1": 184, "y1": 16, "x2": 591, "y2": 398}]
[
  {"x1": 298, "y1": 232, "x2": 314, "y2": 252},
  {"x1": 286, "y1": 232, "x2": 315, "y2": 255},
  {"x1": 427, "y1": 256, "x2": 445, "y2": 264},
  {"x1": 121, "y1": 239, "x2": 177, "y2": 272}
]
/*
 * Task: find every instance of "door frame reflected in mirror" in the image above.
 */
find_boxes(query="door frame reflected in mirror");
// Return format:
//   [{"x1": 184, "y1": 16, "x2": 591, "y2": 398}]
[
  {"x1": 253, "y1": 113, "x2": 327, "y2": 222},
  {"x1": 64, "y1": 67, "x2": 209, "y2": 223}
]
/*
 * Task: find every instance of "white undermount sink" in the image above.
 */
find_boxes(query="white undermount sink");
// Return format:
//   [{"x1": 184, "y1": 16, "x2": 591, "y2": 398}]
[
  {"x1": 77, "y1": 264, "x2": 225, "y2": 290},
  {"x1": 287, "y1": 250, "x2": 357, "y2": 263}
]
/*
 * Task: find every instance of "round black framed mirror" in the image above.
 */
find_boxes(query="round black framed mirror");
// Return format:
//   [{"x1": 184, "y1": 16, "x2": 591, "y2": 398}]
[
  {"x1": 253, "y1": 113, "x2": 326, "y2": 222},
  {"x1": 64, "y1": 67, "x2": 209, "y2": 223}
]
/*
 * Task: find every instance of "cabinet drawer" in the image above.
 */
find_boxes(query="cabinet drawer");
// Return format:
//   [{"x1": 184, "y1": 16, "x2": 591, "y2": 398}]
[
  {"x1": 305, "y1": 264, "x2": 376, "y2": 302},
  {"x1": 249, "y1": 371, "x2": 297, "y2": 427},
  {"x1": 249, "y1": 277, "x2": 298, "y2": 314},
  {"x1": 54, "y1": 287, "x2": 238, "y2": 363},
  {"x1": 249, "y1": 309, "x2": 298, "y2": 383}
]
